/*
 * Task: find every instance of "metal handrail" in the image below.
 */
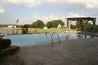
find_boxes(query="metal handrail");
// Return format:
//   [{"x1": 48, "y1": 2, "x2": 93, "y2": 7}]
[
  {"x1": 45, "y1": 32, "x2": 61, "y2": 45},
  {"x1": 45, "y1": 32, "x2": 53, "y2": 45}
]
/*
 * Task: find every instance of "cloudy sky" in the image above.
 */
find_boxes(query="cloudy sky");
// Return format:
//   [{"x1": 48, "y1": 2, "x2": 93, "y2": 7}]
[{"x1": 0, "y1": 0, "x2": 98, "y2": 24}]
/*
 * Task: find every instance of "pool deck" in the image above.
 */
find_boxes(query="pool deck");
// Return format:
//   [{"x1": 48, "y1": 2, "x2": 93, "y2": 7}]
[{"x1": 14, "y1": 37, "x2": 98, "y2": 65}]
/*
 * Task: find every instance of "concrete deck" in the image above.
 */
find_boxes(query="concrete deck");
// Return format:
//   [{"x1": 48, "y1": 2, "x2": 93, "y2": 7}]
[{"x1": 16, "y1": 38, "x2": 98, "y2": 65}]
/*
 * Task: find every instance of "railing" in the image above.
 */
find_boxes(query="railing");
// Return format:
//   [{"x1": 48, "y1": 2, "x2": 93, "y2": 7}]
[{"x1": 45, "y1": 32, "x2": 61, "y2": 45}]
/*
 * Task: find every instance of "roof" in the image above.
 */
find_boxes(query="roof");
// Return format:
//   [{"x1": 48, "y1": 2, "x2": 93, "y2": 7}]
[{"x1": 66, "y1": 17, "x2": 96, "y2": 21}]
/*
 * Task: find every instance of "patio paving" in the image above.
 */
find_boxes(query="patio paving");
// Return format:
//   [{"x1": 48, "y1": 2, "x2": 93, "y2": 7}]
[{"x1": 16, "y1": 38, "x2": 98, "y2": 65}]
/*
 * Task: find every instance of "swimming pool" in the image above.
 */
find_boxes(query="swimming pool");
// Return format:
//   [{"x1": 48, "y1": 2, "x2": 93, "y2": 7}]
[{"x1": 3, "y1": 33, "x2": 97, "y2": 46}]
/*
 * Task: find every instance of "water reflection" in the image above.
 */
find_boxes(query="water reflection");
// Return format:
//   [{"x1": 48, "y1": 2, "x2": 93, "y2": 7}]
[
  {"x1": 66, "y1": 34, "x2": 69, "y2": 40},
  {"x1": 77, "y1": 34, "x2": 97, "y2": 39}
]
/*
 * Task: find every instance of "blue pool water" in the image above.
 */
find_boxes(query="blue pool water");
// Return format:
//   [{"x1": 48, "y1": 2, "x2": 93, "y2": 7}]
[{"x1": 3, "y1": 33, "x2": 97, "y2": 46}]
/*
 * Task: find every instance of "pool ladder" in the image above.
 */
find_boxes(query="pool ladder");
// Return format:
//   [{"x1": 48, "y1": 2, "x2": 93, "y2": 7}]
[{"x1": 45, "y1": 32, "x2": 61, "y2": 45}]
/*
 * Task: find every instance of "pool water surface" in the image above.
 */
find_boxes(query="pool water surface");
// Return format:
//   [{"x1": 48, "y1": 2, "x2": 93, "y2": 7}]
[{"x1": 3, "y1": 33, "x2": 97, "y2": 46}]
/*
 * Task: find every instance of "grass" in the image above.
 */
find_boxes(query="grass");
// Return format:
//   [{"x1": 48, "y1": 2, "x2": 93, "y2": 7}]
[
  {"x1": 27, "y1": 28, "x2": 68, "y2": 34},
  {"x1": 16, "y1": 28, "x2": 68, "y2": 34},
  {"x1": 0, "y1": 27, "x2": 77, "y2": 34}
]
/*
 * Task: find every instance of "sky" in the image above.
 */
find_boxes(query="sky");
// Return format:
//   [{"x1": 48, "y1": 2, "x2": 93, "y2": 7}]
[{"x1": 0, "y1": 0, "x2": 98, "y2": 24}]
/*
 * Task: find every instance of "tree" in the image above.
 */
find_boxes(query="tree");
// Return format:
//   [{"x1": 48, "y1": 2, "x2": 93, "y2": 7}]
[
  {"x1": 32, "y1": 20, "x2": 45, "y2": 28},
  {"x1": 46, "y1": 21, "x2": 54, "y2": 28},
  {"x1": 52, "y1": 20, "x2": 64, "y2": 27},
  {"x1": 32, "y1": 22, "x2": 37, "y2": 28},
  {"x1": 76, "y1": 20, "x2": 95, "y2": 32},
  {"x1": 71, "y1": 24, "x2": 76, "y2": 29},
  {"x1": 35, "y1": 20, "x2": 45, "y2": 28},
  {"x1": 76, "y1": 20, "x2": 85, "y2": 31}
]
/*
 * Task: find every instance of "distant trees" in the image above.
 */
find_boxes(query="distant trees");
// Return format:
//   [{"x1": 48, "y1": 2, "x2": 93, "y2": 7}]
[
  {"x1": 52, "y1": 20, "x2": 64, "y2": 27},
  {"x1": 31, "y1": 20, "x2": 45, "y2": 28},
  {"x1": 76, "y1": 20, "x2": 86, "y2": 30},
  {"x1": 31, "y1": 19, "x2": 65, "y2": 28},
  {"x1": 32, "y1": 22, "x2": 37, "y2": 28},
  {"x1": 71, "y1": 24, "x2": 77, "y2": 29},
  {"x1": 46, "y1": 20, "x2": 64, "y2": 28},
  {"x1": 75, "y1": 21, "x2": 96, "y2": 32},
  {"x1": 46, "y1": 21, "x2": 54, "y2": 28}
]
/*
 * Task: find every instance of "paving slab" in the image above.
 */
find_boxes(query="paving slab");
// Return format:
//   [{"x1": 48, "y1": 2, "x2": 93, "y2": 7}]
[{"x1": 16, "y1": 38, "x2": 98, "y2": 65}]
